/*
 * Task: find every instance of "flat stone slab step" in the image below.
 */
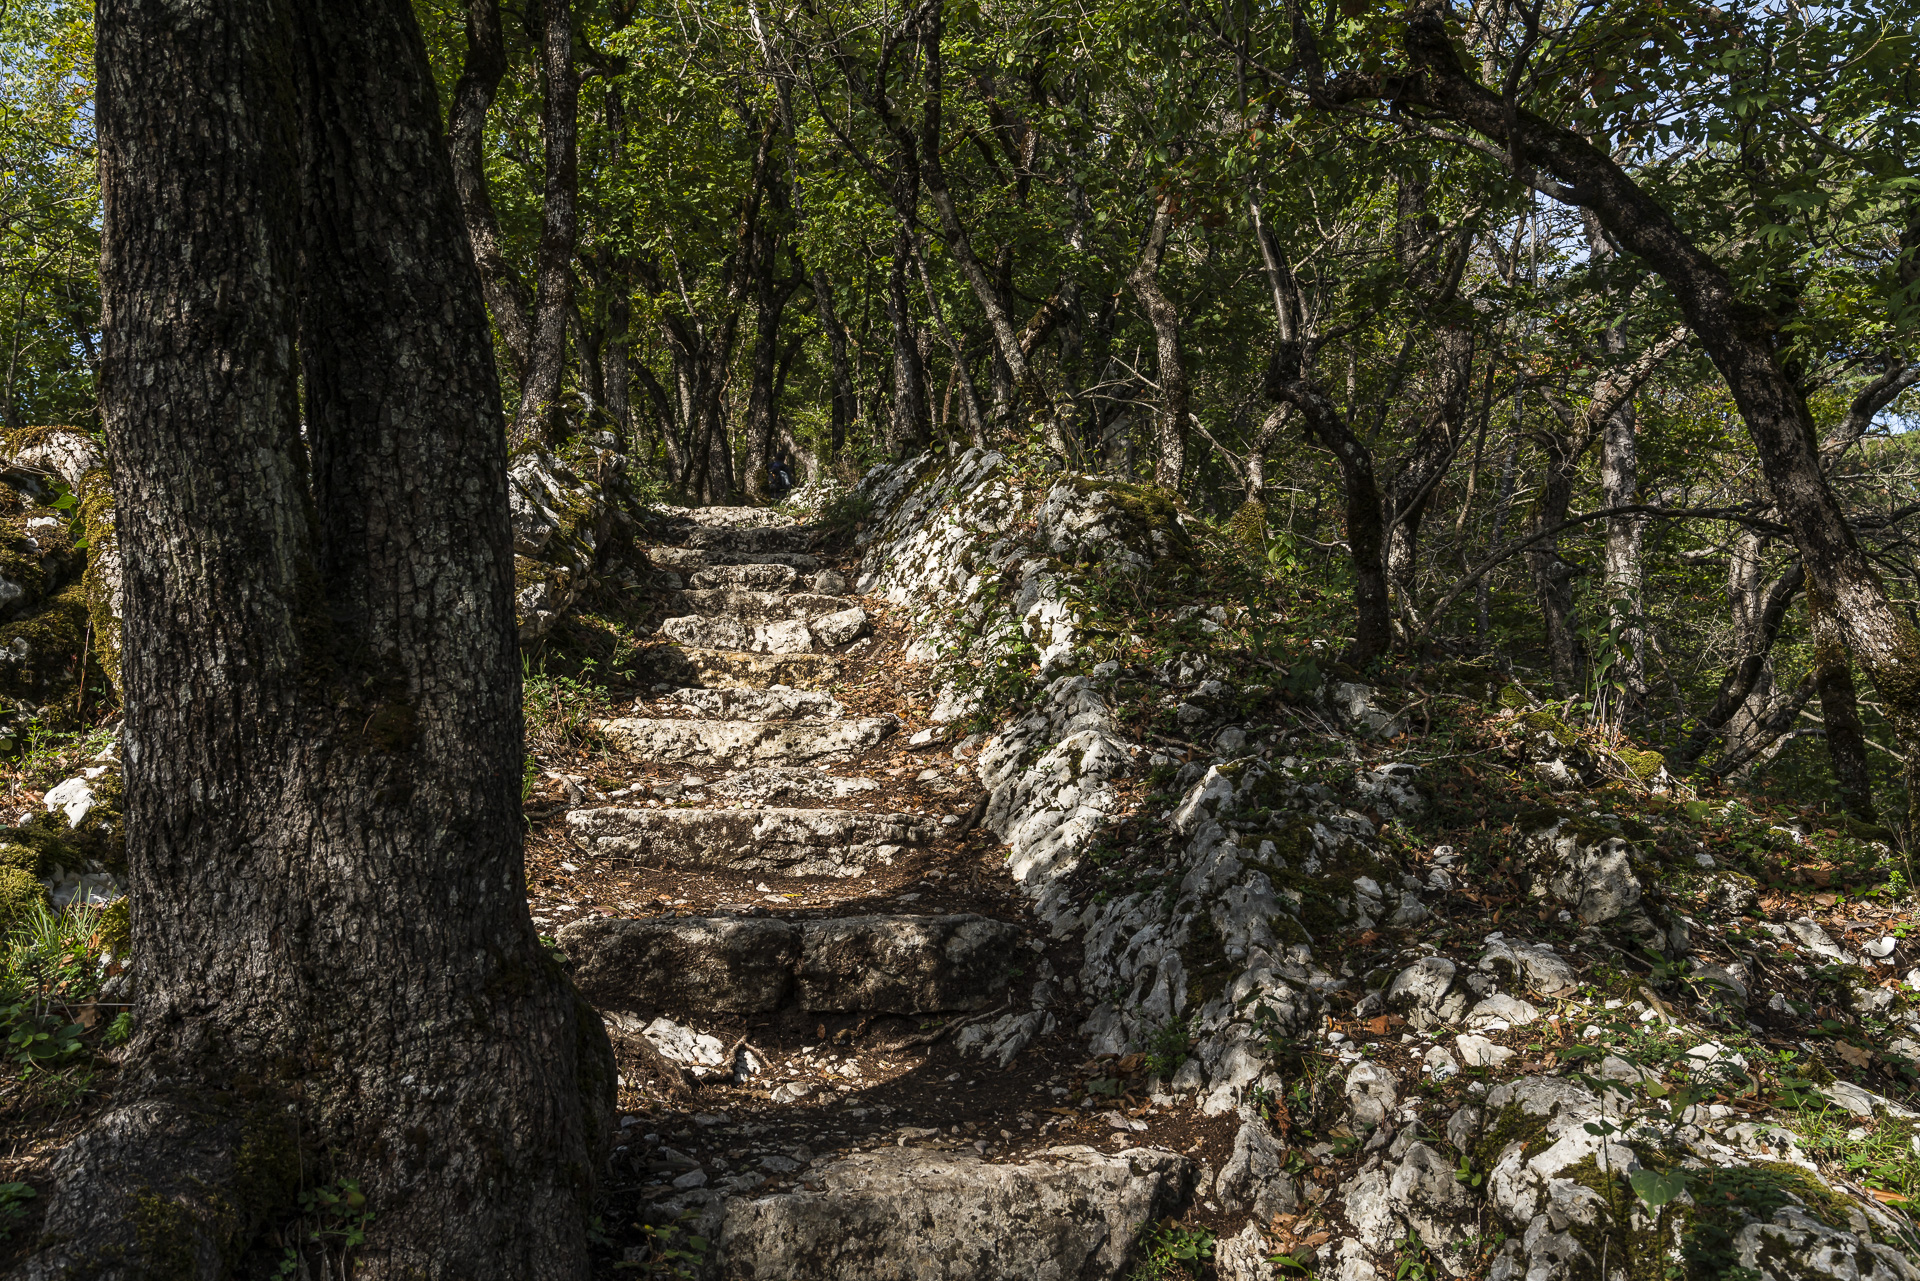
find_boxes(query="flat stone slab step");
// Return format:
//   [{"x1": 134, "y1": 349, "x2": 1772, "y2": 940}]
[
  {"x1": 660, "y1": 506, "x2": 798, "y2": 529},
  {"x1": 664, "y1": 686, "x2": 844, "y2": 720},
  {"x1": 634, "y1": 647, "x2": 842, "y2": 691},
  {"x1": 595, "y1": 715, "x2": 892, "y2": 767},
  {"x1": 707, "y1": 767, "x2": 879, "y2": 802},
  {"x1": 658, "y1": 608, "x2": 865, "y2": 654},
  {"x1": 648, "y1": 547, "x2": 824, "y2": 573},
  {"x1": 651, "y1": 1145, "x2": 1194, "y2": 1281},
  {"x1": 559, "y1": 913, "x2": 1020, "y2": 1014},
  {"x1": 669, "y1": 589, "x2": 858, "y2": 624},
  {"x1": 567, "y1": 806, "x2": 932, "y2": 878},
  {"x1": 687, "y1": 525, "x2": 813, "y2": 554},
  {"x1": 688, "y1": 563, "x2": 799, "y2": 591}
]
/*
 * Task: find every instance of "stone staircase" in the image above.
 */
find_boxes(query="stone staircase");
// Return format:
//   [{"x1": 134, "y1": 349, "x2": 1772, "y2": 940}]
[{"x1": 540, "y1": 507, "x2": 1196, "y2": 1280}]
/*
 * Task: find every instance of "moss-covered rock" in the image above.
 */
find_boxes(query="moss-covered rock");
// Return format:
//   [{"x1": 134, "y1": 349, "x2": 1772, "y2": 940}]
[
  {"x1": 1224, "y1": 499, "x2": 1267, "y2": 560},
  {"x1": 0, "y1": 863, "x2": 49, "y2": 934}
]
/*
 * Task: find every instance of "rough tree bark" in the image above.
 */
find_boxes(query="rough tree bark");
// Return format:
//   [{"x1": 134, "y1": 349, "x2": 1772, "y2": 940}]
[
  {"x1": 1129, "y1": 185, "x2": 1190, "y2": 491},
  {"x1": 39, "y1": 0, "x2": 614, "y2": 1276},
  {"x1": 885, "y1": 226, "x2": 931, "y2": 459},
  {"x1": 511, "y1": 0, "x2": 580, "y2": 448},
  {"x1": 1812, "y1": 602, "x2": 1879, "y2": 822},
  {"x1": 447, "y1": 0, "x2": 534, "y2": 380},
  {"x1": 1600, "y1": 400, "x2": 1648, "y2": 727}
]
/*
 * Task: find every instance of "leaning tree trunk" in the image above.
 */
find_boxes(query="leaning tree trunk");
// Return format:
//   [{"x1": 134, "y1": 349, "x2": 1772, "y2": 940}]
[
  {"x1": 447, "y1": 0, "x2": 533, "y2": 381},
  {"x1": 39, "y1": 1, "x2": 615, "y2": 1276}
]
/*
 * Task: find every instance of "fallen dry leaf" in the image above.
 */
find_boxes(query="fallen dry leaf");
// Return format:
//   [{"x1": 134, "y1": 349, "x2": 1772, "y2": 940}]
[{"x1": 1835, "y1": 1042, "x2": 1875, "y2": 1069}]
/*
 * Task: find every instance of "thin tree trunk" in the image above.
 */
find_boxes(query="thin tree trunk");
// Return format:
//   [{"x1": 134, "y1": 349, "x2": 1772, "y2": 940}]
[
  {"x1": 1251, "y1": 196, "x2": 1391, "y2": 661},
  {"x1": 511, "y1": 0, "x2": 579, "y2": 449},
  {"x1": 1384, "y1": 324, "x2": 1473, "y2": 622},
  {"x1": 1601, "y1": 400, "x2": 1647, "y2": 727},
  {"x1": 885, "y1": 228, "x2": 930, "y2": 458},
  {"x1": 49, "y1": 1, "x2": 613, "y2": 1274},
  {"x1": 1128, "y1": 188, "x2": 1189, "y2": 491},
  {"x1": 447, "y1": 0, "x2": 533, "y2": 380},
  {"x1": 812, "y1": 268, "x2": 855, "y2": 457}
]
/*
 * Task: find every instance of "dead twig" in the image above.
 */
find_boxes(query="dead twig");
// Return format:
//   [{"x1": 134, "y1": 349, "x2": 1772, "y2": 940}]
[{"x1": 873, "y1": 998, "x2": 1012, "y2": 1054}]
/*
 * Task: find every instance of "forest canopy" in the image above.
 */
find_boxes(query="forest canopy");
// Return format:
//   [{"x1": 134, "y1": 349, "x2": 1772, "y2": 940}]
[{"x1": 3, "y1": 0, "x2": 1918, "y2": 815}]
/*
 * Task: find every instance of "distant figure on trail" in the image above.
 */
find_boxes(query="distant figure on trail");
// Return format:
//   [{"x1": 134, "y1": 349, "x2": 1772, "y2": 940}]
[{"x1": 769, "y1": 454, "x2": 795, "y2": 501}]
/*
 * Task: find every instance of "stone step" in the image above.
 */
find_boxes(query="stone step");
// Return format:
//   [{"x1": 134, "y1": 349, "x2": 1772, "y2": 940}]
[
  {"x1": 559, "y1": 912, "x2": 1020, "y2": 1014},
  {"x1": 594, "y1": 715, "x2": 894, "y2": 767},
  {"x1": 649, "y1": 1145, "x2": 1194, "y2": 1281},
  {"x1": 669, "y1": 589, "x2": 857, "y2": 625},
  {"x1": 688, "y1": 563, "x2": 800, "y2": 592},
  {"x1": 566, "y1": 806, "x2": 932, "y2": 878},
  {"x1": 688, "y1": 525, "x2": 813, "y2": 554},
  {"x1": 634, "y1": 647, "x2": 842, "y2": 690},
  {"x1": 663, "y1": 505, "x2": 797, "y2": 529},
  {"x1": 662, "y1": 686, "x2": 844, "y2": 721},
  {"x1": 658, "y1": 607, "x2": 865, "y2": 654},
  {"x1": 707, "y1": 767, "x2": 879, "y2": 802},
  {"x1": 648, "y1": 547, "x2": 824, "y2": 573}
]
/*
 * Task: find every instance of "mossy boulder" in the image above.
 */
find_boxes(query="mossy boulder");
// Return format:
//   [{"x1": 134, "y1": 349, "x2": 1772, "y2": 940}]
[
  {"x1": 1, "y1": 769, "x2": 125, "y2": 875},
  {"x1": 1039, "y1": 476, "x2": 1195, "y2": 571},
  {"x1": 0, "y1": 863, "x2": 49, "y2": 934},
  {"x1": 1224, "y1": 499, "x2": 1267, "y2": 560},
  {"x1": 1619, "y1": 747, "x2": 1667, "y2": 781},
  {"x1": 509, "y1": 442, "x2": 642, "y2": 644}
]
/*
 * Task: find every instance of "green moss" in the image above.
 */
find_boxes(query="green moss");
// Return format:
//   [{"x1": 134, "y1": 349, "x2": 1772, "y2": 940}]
[
  {"x1": 1519, "y1": 710, "x2": 1575, "y2": 741},
  {"x1": 1497, "y1": 685, "x2": 1532, "y2": 711},
  {"x1": 1620, "y1": 748, "x2": 1666, "y2": 780},
  {"x1": 0, "y1": 864, "x2": 49, "y2": 934},
  {"x1": 130, "y1": 1191, "x2": 199, "y2": 1281},
  {"x1": 1471, "y1": 1099, "x2": 1555, "y2": 1175},
  {"x1": 98, "y1": 896, "x2": 130, "y2": 956},
  {"x1": 0, "y1": 579, "x2": 90, "y2": 703},
  {"x1": 0, "y1": 840, "x2": 42, "y2": 876},
  {"x1": 1063, "y1": 476, "x2": 1196, "y2": 561},
  {"x1": 77, "y1": 467, "x2": 121, "y2": 695},
  {"x1": 0, "y1": 792, "x2": 125, "y2": 877},
  {"x1": 1225, "y1": 499, "x2": 1267, "y2": 559}
]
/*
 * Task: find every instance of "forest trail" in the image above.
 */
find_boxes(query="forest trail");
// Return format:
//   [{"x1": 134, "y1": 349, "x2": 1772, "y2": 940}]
[{"x1": 535, "y1": 507, "x2": 1205, "y2": 1278}]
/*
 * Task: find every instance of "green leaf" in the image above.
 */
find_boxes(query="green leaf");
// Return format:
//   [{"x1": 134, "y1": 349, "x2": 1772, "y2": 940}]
[{"x1": 1629, "y1": 1168, "x2": 1689, "y2": 1208}]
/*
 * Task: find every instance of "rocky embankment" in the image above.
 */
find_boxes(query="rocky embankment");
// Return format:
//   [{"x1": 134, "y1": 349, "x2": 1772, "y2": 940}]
[{"x1": 15, "y1": 444, "x2": 1919, "y2": 1280}]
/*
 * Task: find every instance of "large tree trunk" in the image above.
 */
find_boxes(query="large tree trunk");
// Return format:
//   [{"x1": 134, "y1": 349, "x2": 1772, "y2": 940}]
[
  {"x1": 447, "y1": 0, "x2": 534, "y2": 381},
  {"x1": 47, "y1": 0, "x2": 614, "y2": 1275},
  {"x1": 1128, "y1": 189, "x2": 1190, "y2": 491},
  {"x1": 1387, "y1": 0, "x2": 1920, "y2": 833},
  {"x1": 511, "y1": 0, "x2": 579, "y2": 448}
]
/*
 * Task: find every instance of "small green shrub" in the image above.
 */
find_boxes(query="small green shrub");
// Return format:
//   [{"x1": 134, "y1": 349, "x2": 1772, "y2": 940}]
[
  {"x1": 0, "y1": 1181, "x2": 34, "y2": 1241},
  {"x1": 1128, "y1": 1219, "x2": 1214, "y2": 1280}
]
